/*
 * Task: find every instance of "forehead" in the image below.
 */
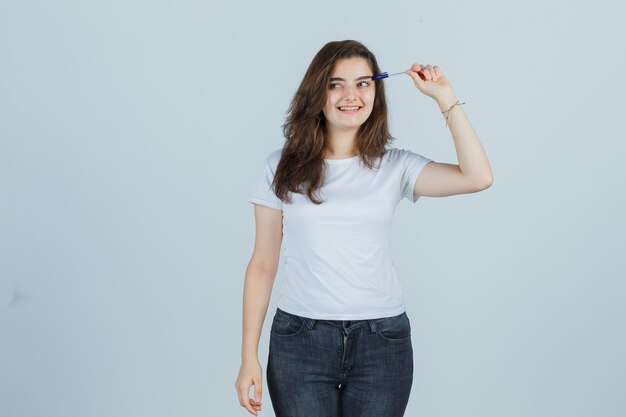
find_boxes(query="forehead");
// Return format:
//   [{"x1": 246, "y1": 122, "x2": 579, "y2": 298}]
[{"x1": 331, "y1": 57, "x2": 373, "y2": 75}]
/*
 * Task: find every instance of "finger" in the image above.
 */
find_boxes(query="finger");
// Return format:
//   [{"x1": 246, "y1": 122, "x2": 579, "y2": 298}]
[
  {"x1": 405, "y1": 66, "x2": 425, "y2": 86},
  {"x1": 249, "y1": 397, "x2": 262, "y2": 408},
  {"x1": 238, "y1": 385, "x2": 258, "y2": 415},
  {"x1": 406, "y1": 69, "x2": 424, "y2": 85},
  {"x1": 253, "y1": 377, "x2": 262, "y2": 404},
  {"x1": 235, "y1": 383, "x2": 244, "y2": 406},
  {"x1": 250, "y1": 398, "x2": 262, "y2": 411},
  {"x1": 424, "y1": 65, "x2": 434, "y2": 81},
  {"x1": 412, "y1": 63, "x2": 431, "y2": 81},
  {"x1": 429, "y1": 66, "x2": 437, "y2": 80},
  {"x1": 411, "y1": 63, "x2": 421, "y2": 71},
  {"x1": 434, "y1": 66, "x2": 441, "y2": 80}
]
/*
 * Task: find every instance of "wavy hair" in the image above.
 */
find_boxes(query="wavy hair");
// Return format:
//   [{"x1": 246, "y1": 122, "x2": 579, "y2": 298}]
[{"x1": 272, "y1": 40, "x2": 395, "y2": 205}]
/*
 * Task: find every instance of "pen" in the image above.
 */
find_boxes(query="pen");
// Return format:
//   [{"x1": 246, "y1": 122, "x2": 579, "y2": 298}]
[{"x1": 370, "y1": 71, "x2": 406, "y2": 80}]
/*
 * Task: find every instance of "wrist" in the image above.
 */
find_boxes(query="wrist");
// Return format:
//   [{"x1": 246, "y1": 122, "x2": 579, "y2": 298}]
[
  {"x1": 242, "y1": 345, "x2": 259, "y2": 362},
  {"x1": 242, "y1": 354, "x2": 259, "y2": 363},
  {"x1": 435, "y1": 95, "x2": 459, "y2": 111}
]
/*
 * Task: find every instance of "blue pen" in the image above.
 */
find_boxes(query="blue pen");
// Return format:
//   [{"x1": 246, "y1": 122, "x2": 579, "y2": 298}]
[{"x1": 370, "y1": 71, "x2": 406, "y2": 80}]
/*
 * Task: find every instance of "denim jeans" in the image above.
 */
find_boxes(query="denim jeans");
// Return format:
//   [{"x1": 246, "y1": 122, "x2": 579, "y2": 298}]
[{"x1": 267, "y1": 307, "x2": 414, "y2": 417}]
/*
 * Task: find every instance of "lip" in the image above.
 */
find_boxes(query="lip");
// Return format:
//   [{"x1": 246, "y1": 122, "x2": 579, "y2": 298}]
[{"x1": 337, "y1": 106, "x2": 362, "y2": 115}]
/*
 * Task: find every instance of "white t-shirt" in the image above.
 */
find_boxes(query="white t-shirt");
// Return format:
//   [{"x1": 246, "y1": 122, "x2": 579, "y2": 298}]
[{"x1": 248, "y1": 146, "x2": 433, "y2": 320}]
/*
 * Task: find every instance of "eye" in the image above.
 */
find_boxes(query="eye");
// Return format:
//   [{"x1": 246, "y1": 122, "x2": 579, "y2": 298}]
[
  {"x1": 329, "y1": 82, "x2": 342, "y2": 89},
  {"x1": 357, "y1": 81, "x2": 371, "y2": 87}
]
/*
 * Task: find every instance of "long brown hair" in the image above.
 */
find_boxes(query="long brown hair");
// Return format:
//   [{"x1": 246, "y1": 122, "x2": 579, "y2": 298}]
[{"x1": 273, "y1": 40, "x2": 395, "y2": 205}]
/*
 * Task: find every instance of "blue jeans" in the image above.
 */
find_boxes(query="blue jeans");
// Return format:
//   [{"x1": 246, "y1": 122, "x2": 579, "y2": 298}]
[{"x1": 267, "y1": 307, "x2": 414, "y2": 417}]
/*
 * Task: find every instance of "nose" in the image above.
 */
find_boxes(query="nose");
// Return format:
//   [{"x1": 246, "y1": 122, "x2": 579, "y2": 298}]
[{"x1": 343, "y1": 83, "x2": 358, "y2": 101}]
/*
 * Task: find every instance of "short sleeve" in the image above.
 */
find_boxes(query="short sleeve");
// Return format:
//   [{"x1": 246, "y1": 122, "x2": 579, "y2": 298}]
[
  {"x1": 248, "y1": 157, "x2": 283, "y2": 211},
  {"x1": 400, "y1": 149, "x2": 433, "y2": 203}
]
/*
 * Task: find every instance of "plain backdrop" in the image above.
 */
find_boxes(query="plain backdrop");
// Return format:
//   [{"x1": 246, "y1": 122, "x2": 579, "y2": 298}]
[{"x1": 1, "y1": 0, "x2": 625, "y2": 416}]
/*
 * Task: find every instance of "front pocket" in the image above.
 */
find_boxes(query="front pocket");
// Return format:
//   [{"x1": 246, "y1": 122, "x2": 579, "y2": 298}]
[
  {"x1": 376, "y1": 313, "x2": 411, "y2": 341},
  {"x1": 270, "y1": 311, "x2": 306, "y2": 337}
]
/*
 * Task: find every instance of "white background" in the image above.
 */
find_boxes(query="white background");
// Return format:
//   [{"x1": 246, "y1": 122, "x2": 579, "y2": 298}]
[{"x1": 1, "y1": 0, "x2": 624, "y2": 416}]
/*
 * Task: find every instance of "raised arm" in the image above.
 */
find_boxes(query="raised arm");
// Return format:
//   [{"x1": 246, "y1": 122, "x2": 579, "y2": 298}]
[{"x1": 406, "y1": 63, "x2": 493, "y2": 198}]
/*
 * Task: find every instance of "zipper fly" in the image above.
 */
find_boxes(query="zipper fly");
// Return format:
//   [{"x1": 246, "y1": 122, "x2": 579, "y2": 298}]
[{"x1": 340, "y1": 332, "x2": 349, "y2": 377}]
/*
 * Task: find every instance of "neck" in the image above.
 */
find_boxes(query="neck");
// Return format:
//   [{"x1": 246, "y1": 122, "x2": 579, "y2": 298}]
[{"x1": 325, "y1": 127, "x2": 359, "y2": 158}]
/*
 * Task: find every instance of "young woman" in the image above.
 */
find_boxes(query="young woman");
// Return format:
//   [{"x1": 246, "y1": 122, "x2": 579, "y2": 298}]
[{"x1": 235, "y1": 39, "x2": 493, "y2": 417}]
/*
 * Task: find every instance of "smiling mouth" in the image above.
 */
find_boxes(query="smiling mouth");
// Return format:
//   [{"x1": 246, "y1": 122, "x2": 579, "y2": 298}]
[{"x1": 337, "y1": 106, "x2": 361, "y2": 112}]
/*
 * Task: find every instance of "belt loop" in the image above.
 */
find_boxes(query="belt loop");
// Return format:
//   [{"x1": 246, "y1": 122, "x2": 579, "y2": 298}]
[
  {"x1": 367, "y1": 319, "x2": 377, "y2": 333},
  {"x1": 307, "y1": 318, "x2": 316, "y2": 330}
]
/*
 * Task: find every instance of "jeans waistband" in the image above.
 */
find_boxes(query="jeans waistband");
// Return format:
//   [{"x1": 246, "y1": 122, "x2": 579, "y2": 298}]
[{"x1": 276, "y1": 307, "x2": 407, "y2": 333}]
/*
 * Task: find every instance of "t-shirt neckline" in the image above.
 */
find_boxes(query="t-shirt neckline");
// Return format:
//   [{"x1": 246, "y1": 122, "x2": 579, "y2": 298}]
[{"x1": 324, "y1": 155, "x2": 360, "y2": 164}]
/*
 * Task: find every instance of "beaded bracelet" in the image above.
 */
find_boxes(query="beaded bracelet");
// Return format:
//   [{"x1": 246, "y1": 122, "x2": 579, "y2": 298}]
[{"x1": 441, "y1": 99, "x2": 466, "y2": 127}]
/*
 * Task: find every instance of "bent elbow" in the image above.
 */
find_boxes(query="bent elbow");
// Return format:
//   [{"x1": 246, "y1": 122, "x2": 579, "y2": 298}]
[{"x1": 475, "y1": 175, "x2": 493, "y2": 191}]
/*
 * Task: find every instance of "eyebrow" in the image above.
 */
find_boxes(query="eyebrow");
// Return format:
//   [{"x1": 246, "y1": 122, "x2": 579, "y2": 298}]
[{"x1": 329, "y1": 75, "x2": 373, "y2": 82}]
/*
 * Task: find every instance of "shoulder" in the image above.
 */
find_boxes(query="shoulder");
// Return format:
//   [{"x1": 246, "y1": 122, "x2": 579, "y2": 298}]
[
  {"x1": 257, "y1": 147, "x2": 284, "y2": 173},
  {"x1": 386, "y1": 146, "x2": 430, "y2": 162},
  {"x1": 383, "y1": 146, "x2": 410, "y2": 162},
  {"x1": 265, "y1": 147, "x2": 284, "y2": 167}
]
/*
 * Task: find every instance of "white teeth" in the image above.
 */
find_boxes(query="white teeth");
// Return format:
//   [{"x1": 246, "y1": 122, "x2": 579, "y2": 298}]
[{"x1": 339, "y1": 106, "x2": 360, "y2": 111}]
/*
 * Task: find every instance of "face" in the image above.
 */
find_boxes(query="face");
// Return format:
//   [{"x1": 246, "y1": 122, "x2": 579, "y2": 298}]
[{"x1": 322, "y1": 57, "x2": 376, "y2": 134}]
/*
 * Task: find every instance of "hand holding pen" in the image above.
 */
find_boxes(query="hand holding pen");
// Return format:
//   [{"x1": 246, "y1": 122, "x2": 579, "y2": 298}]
[{"x1": 372, "y1": 63, "x2": 456, "y2": 102}]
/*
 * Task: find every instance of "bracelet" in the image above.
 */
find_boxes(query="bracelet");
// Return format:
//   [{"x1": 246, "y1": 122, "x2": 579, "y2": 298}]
[{"x1": 441, "y1": 99, "x2": 466, "y2": 127}]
